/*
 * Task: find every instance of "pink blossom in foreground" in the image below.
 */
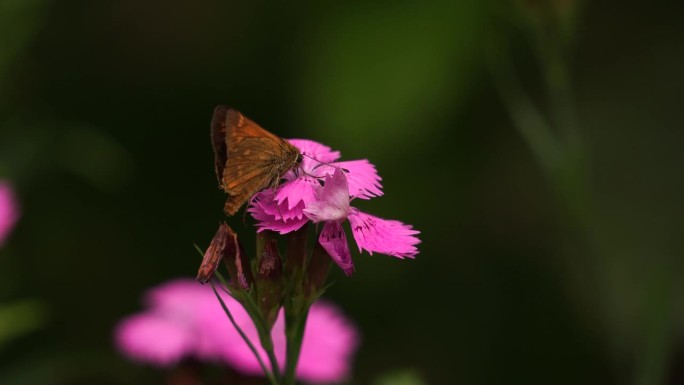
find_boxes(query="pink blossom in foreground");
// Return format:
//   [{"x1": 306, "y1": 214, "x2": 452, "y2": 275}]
[
  {"x1": 248, "y1": 139, "x2": 383, "y2": 234},
  {"x1": 115, "y1": 279, "x2": 359, "y2": 383},
  {"x1": 304, "y1": 169, "x2": 420, "y2": 275},
  {"x1": 0, "y1": 181, "x2": 20, "y2": 246}
]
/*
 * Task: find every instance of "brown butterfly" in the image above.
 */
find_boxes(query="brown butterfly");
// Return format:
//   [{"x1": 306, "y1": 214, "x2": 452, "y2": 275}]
[{"x1": 211, "y1": 106, "x2": 302, "y2": 216}]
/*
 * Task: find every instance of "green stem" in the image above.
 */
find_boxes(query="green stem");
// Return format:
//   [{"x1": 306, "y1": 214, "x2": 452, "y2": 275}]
[
  {"x1": 281, "y1": 226, "x2": 311, "y2": 385},
  {"x1": 215, "y1": 262, "x2": 282, "y2": 380},
  {"x1": 535, "y1": 31, "x2": 580, "y2": 156},
  {"x1": 209, "y1": 281, "x2": 277, "y2": 385},
  {"x1": 487, "y1": 43, "x2": 561, "y2": 176},
  {"x1": 242, "y1": 293, "x2": 282, "y2": 380},
  {"x1": 635, "y1": 272, "x2": 673, "y2": 385},
  {"x1": 494, "y1": 15, "x2": 676, "y2": 385},
  {"x1": 283, "y1": 304, "x2": 311, "y2": 385}
]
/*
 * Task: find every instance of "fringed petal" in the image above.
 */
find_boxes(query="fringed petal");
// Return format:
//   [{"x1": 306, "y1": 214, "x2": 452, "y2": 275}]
[{"x1": 348, "y1": 209, "x2": 420, "y2": 258}]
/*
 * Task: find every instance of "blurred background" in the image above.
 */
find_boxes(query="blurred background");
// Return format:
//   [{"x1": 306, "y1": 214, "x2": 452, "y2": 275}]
[{"x1": 1, "y1": 0, "x2": 683, "y2": 384}]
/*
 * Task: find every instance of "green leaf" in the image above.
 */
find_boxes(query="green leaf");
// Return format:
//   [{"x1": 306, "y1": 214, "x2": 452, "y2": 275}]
[
  {"x1": 0, "y1": 299, "x2": 47, "y2": 349},
  {"x1": 373, "y1": 369, "x2": 427, "y2": 385}
]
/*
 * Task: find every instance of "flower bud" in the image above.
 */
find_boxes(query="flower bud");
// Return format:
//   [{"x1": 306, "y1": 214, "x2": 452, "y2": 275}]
[
  {"x1": 305, "y1": 242, "x2": 333, "y2": 297},
  {"x1": 258, "y1": 236, "x2": 282, "y2": 280},
  {"x1": 255, "y1": 232, "x2": 284, "y2": 328},
  {"x1": 196, "y1": 222, "x2": 252, "y2": 290}
]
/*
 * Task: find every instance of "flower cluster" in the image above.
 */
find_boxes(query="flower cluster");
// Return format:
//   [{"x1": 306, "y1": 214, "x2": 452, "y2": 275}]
[
  {"x1": 0, "y1": 181, "x2": 19, "y2": 247},
  {"x1": 248, "y1": 139, "x2": 420, "y2": 275},
  {"x1": 115, "y1": 279, "x2": 359, "y2": 383}
]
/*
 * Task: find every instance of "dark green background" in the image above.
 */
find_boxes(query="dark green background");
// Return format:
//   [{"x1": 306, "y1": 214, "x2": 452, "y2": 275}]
[{"x1": 1, "y1": 0, "x2": 683, "y2": 384}]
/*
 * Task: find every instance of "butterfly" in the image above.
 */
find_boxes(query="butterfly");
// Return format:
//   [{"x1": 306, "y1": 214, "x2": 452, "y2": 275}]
[{"x1": 211, "y1": 106, "x2": 302, "y2": 216}]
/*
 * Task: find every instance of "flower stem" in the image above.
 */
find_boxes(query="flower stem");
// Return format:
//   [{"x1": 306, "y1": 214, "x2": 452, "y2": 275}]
[
  {"x1": 283, "y1": 303, "x2": 311, "y2": 385},
  {"x1": 214, "y1": 271, "x2": 282, "y2": 381},
  {"x1": 492, "y1": 13, "x2": 677, "y2": 385},
  {"x1": 209, "y1": 281, "x2": 278, "y2": 385},
  {"x1": 242, "y1": 292, "x2": 282, "y2": 380},
  {"x1": 487, "y1": 42, "x2": 560, "y2": 176},
  {"x1": 282, "y1": 226, "x2": 311, "y2": 385}
]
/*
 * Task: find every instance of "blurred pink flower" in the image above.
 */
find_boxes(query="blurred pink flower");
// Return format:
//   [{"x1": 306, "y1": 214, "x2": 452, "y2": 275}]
[
  {"x1": 0, "y1": 181, "x2": 20, "y2": 246},
  {"x1": 115, "y1": 279, "x2": 359, "y2": 383},
  {"x1": 248, "y1": 139, "x2": 382, "y2": 234},
  {"x1": 304, "y1": 169, "x2": 420, "y2": 275}
]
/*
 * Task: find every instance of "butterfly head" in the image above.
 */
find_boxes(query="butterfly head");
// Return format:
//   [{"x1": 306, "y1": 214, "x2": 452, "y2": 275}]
[{"x1": 276, "y1": 143, "x2": 302, "y2": 176}]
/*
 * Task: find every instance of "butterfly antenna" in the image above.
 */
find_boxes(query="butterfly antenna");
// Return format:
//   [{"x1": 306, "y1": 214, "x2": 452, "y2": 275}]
[{"x1": 300, "y1": 153, "x2": 349, "y2": 178}]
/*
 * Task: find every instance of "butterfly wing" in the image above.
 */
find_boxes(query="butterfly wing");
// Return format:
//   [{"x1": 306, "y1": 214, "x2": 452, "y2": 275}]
[
  {"x1": 211, "y1": 106, "x2": 230, "y2": 185},
  {"x1": 211, "y1": 106, "x2": 298, "y2": 215}
]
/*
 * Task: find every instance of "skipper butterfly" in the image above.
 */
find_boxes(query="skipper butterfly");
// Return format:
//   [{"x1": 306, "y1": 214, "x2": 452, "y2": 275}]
[{"x1": 211, "y1": 107, "x2": 302, "y2": 215}]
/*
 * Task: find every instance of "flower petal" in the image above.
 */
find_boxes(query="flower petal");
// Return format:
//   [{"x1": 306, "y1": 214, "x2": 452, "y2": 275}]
[
  {"x1": 248, "y1": 190, "x2": 309, "y2": 234},
  {"x1": 0, "y1": 181, "x2": 20, "y2": 246},
  {"x1": 285, "y1": 139, "x2": 341, "y2": 179},
  {"x1": 348, "y1": 209, "x2": 420, "y2": 258},
  {"x1": 311, "y1": 160, "x2": 383, "y2": 199},
  {"x1": 297, "y1": 301, "x2": 359, "y2": 382},
  {"x1": 304, "y1": 169, "x2": 350, "y2": 223},
  {"x1": 145, "y1": 279, "x2": 208, "y2": 316},
  {"x1": 193, "y1": 286, "x2": 261, "y2": 361},
  {"x1": 288, "y1": 139, "x2": 341, "y2": 164},
  {"x1": 114, "y1": 313, "x2": 194, "y2": 366},
  {"x1": 214, "y1": 301, "x2": 359, "y2": 384},
  {"x1": 115, "y1": 278, "x2": 360, "y2": 383},
  {"x1": 216, "y1": 309, "x2": 282, "y2": 376},
  {"x1": 319, "y1": 221, "x2": 354, "y2": 275},
  {"x1": 334, "y1": 160, "x2": 383, "y2": 199},
  {"x1": 274, "y1": 177, "x2": 319, "y2": 211}
]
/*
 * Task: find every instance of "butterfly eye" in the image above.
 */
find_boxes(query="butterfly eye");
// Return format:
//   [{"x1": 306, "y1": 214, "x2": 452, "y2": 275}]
[{"x1": 296, "y1": 153, "x2": 303, "y2": 164}]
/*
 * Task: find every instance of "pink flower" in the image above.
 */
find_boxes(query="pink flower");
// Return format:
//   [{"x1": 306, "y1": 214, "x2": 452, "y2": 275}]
[
  {"x1": 248, "y1": 139, "x2": 383, "y2": 234},
  {"x1": 304, "y1": 169, "x2": 420, "y2": 275},
  {"x1": 0, "y1": 181, "x2": 20, "y2": 246},
  {"x1": 248, "y1": 138, "x2": 420, "y2": 275},
  {"x1": 115, "y1": 279, "x2": 359, "y2": 383}
]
